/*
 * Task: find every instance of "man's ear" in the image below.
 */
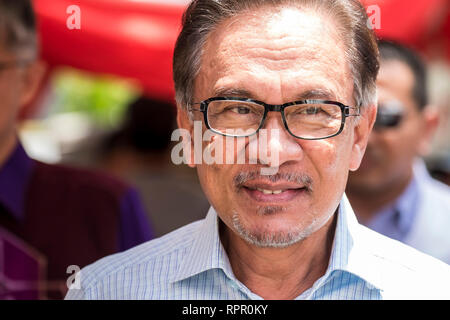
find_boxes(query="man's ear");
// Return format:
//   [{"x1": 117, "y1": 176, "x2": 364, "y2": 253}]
[
  {"x1": 349, "y1": 103, "x2": 377, "y2": 171},
  {"x1": 417, "y1": 105, "x2": 439, "y2": 156},
  {"x1": 176, "y1": 106, "x2": 196, "y2": 168},
  {"x1": 19, "y1": 60, "x2": 47, "y2": 109}
]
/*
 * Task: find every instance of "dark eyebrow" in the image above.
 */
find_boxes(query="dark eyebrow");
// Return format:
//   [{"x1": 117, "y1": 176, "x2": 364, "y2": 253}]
[
  {"x1": 294, "y1": 89, "x2": 337, "y2": 101},
  {"x1": 212, "y1": 87, "x2": 254, "y2": 98},
  {"x1": 212, "y1": 87, "x2": 337, "y2": 101}
]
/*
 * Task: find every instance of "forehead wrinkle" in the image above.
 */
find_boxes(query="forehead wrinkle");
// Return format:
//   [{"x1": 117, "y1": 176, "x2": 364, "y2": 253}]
[
  {"x1": 220, "y1": 27, "x2": 335, "y2": 68},
  {"x1": 244, "y1": 45, "x2": 318, "y2": 67},
  {"x1": 215, "y1": 24, "x2": 346, "y2": 81},
  {"x1": 216, "y1": 39, "x2": 345, "y2": 85}
]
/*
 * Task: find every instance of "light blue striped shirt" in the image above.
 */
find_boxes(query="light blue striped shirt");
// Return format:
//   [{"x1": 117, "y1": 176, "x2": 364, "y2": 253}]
[{"x1": 65, "y1": 195, "x2": 450, "y2": 300}]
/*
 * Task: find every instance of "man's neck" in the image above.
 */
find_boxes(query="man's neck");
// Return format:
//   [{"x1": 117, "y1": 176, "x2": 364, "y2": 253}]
[
  {"x1": 0, "y1": 133, "x2": 18, "y2": 169},
  {"x1": 347, "y1": 171, "x2": 413, "y2": 225},
  {"x1": 221, "y1": 214, "x2": 336, "y2": 300}
]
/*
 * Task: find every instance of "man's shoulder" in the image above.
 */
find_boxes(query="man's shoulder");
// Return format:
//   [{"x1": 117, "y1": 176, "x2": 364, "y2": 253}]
[
  {"x1": 356, "y1": 224, "x2": 450, "y2": 299},
  {"x1": 360, "y1": 223, "x2": 449, "y2": 271},
  {"x1": 68, "y1": 219, "x2": 204, "y2": 298}
]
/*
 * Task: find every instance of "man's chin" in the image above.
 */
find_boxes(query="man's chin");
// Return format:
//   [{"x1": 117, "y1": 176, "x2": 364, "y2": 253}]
[
  {"x1": 231, "y1": 212, "x2": 314, "y2": 248},
  {"x1": 234, "y1": 227, "x2": 308, "y2": 249}
]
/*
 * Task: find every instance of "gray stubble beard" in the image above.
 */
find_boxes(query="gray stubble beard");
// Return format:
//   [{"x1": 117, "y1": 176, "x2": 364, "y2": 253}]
[{"x1": 231, "y1": 209, "x2": 319, "y2": 249}]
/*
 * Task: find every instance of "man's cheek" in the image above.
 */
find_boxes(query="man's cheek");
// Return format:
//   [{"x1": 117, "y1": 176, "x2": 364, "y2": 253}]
[
  {"x1": 307, "y1": 141, "x2": 340, "y2": 171},
  {"x1": 197, "y1": 161, "x2": 227, "y2": 196}
]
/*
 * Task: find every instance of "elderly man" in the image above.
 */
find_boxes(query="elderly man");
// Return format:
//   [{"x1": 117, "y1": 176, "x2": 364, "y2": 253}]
[
  {"x1": 346, "y1": 40, "x2": 450, "y2": 264},
  {"x1": 66, "y1": 0, "x2": 450, "y2": 300},
  {"x1": 0, "y1": 1, "x2": 153, "y2": 299}
]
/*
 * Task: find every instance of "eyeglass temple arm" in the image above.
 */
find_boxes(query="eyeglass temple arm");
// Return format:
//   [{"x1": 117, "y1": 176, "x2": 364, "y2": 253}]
[
  {"x1": 344, "y1": 106, "x2": 361, "y2": 117},
  {"x1": 188, "y1": 102, "x2": 205, "y2": 112}
]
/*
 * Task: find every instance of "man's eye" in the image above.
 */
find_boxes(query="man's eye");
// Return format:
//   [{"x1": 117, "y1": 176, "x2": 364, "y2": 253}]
[
  {"x1": 304, "y1": 107, "x2": 321, "y2": 115},
  {"x1": 228, "y1": 106, "x2": 251, "y2": 114}
]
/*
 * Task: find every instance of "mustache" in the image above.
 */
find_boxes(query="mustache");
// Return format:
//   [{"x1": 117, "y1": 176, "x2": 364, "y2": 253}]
[{"x1": 233, "y1": 171, "x2": 313, "y2": 191}]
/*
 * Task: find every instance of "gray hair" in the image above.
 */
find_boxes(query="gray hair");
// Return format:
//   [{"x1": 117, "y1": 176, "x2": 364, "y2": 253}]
[
  {"x1": 0, "y1": 0, "x2": 38, "y2": 60},
  {"x1": 173, "y1": 0, "x2": 379, "y2": 111}
]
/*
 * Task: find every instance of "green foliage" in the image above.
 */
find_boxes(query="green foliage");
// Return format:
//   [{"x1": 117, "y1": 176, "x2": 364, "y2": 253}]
[{"x1": 50, "y1": 67, "x2": 140, "y2": 128}]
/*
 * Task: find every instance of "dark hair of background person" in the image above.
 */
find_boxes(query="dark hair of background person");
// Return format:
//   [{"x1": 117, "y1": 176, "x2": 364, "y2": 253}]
[
  {"x1": 0, "y1": 0, "x2": 38, "y2": 59},
  {"x1": 378, "y1": 39, "x2": 428, "y2": 110},
  {"x1": 101, "y1": 96, "x2": 177, "y2": 155}
]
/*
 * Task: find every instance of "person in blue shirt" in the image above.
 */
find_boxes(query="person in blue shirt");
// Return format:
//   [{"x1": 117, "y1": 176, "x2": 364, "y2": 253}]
[
  {"x1": 346, "y1": 40, "x2": 450, "y2": 264},
  {"x1": 67, "y1": 0, "x2": 450, "y2": 300}
]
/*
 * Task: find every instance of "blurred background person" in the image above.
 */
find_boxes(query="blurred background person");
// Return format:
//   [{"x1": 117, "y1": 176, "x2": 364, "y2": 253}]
[
  {"x1": 0, "y1": 1, "x2": 153, "y2": 300},
  {"x1": 346, "y1": 40, "x2": 450, "y2": 264},
  {"x1": 94, "y1": 96, "x2": 209, "y2": 237}
]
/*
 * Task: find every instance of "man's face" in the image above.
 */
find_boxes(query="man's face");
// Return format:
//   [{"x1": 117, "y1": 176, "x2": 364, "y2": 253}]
[
  {"x1": 178, "y1": 6, "x2": 374, "y2": 247},
  {"x1": 347, "y1": 59, "x2": 426, "y2": 193}
]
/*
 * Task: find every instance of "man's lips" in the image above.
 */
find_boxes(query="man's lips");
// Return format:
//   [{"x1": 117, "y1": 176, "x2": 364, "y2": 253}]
[{"x1": 240, "y1": 181, "x2": 309, "y2": 202}]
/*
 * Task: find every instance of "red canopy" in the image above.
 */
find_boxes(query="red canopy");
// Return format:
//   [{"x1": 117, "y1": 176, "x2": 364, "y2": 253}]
[
  {"x1": 31, "y1": 0, "x2": 450, "y2": 107},
  {"x1": 34, "y1": 0, "x2": 186, "y2": 101},
  {"x1": 361, "y1": 0, "x2": 450, "y2": 59}
]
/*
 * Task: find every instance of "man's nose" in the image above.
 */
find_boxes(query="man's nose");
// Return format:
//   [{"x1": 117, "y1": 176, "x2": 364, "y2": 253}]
[{"x1": 249, "y1": 112, "x2": 304, "y2": 167}]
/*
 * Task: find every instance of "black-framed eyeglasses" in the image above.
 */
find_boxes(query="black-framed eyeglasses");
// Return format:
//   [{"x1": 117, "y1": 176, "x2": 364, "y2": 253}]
[{"x1": 189, "y1": 97, "x2": 360, "y2": 140}]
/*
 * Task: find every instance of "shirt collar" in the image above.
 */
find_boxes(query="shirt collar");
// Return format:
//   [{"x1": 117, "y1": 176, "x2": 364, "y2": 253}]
[
  {"x1": 170, "y1": 195, "x2": 383, "y2": 292},
  {"x1": 0, "y1": 142, "x2": 35, "y2": 221},
  {"x1": 333, "y1": 195, "x2": 383, "y2": 291},
  {"x1": 169, "y1": 206, "x2": 235, "y2": 283}
]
